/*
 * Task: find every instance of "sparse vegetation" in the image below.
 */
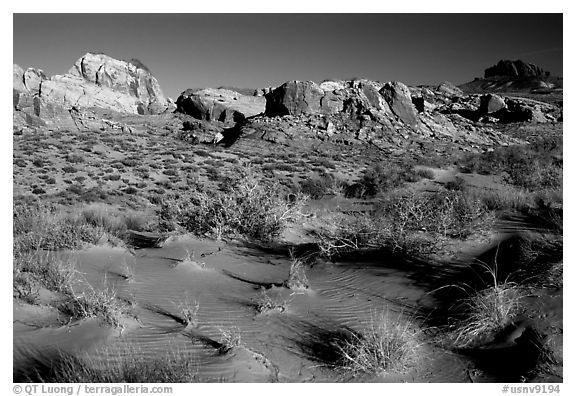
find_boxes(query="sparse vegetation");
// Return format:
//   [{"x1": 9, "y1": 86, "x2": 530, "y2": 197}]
[
  {"x1": 459, "y1": 136, "x2": 562, "y2": 192},
  {"x1": 15, "y1": 346, "x2": 199, "y2": 383},
  {"x1": 315, "y1": 188, "x2": 494, "y2": 257}
]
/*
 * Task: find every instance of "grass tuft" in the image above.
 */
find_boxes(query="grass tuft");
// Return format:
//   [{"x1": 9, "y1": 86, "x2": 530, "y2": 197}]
[
  {"x1": 447, "y1": 260, "x2": 527, "y2": 349},
  {"x1": 335, "y1": 311, "x2": 423, "y2": 375}
]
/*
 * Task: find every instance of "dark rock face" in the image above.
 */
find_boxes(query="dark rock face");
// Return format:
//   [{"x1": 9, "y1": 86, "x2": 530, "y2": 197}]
[
  {"x1": 380, "y1": 82, "x2": 418, "y2": 126},
  {"x1": 484, "y1": 60, "x2": 547, "y2": 79},
  {"x1": 265, "y1": 81, "x2": 325, "y2": 116},
  {"x1": 412, "y1": 97, "x2": 425, "y2": 113}
]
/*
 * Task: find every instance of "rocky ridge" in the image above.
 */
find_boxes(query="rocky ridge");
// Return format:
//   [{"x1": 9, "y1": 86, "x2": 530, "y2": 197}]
[{"x1": 13, "y1": 54, "x2": 563, "y2": 157}]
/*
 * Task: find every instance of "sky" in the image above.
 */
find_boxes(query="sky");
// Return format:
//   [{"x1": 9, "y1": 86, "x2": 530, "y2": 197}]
[{"x1": 13, "y1": 13, "x2": 563, "y2": 100}]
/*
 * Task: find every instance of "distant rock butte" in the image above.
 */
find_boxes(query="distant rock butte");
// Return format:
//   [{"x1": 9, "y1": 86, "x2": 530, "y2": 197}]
[{"x1": 484, "y1": 60, "x2": 548, "y2": 79}]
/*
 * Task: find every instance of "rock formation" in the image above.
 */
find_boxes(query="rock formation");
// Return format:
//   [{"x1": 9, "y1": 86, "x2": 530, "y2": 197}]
[
  {"x1": 484, "y1": 60, "x2": 548, "y2": 79},
  {"x1": 460, "y1": 60, "x2": 561, "y2": 93},
  {"x1": 13, "y1": 53, "x2": 174, "y2": 131},
  {"x1": 176, "y1": 88, "x2": 265, "y2": 123}
]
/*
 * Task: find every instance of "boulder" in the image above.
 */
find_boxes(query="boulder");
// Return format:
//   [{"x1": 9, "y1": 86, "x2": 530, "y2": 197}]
[
  {"x1": 176, "y1": 88, "x2": 266, "y2": 123},
  {"x1": 265, "y1": 81, "x2": 324, "y2": 116},
  {"x1": 436, "y1": 81, "x2": 464, "y2": 97},
  {"x1": 380, "y1": 82, "x2": 418, "y2": 126},
  {"x1": 479, "y1": 94, "x2": 507, "y2": 114}
]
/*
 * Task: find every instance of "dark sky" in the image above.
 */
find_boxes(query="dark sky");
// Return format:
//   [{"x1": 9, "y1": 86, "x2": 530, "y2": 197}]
[{"x1": 13, "y1": 14, "x2": 563, "y2": 98}]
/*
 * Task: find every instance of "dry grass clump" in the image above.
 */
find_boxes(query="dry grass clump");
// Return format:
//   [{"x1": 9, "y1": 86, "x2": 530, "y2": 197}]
[
  {"x1": 471, "y1": 186, "x2": 535, "y2": 212},
  {"x1": 174, "y1": 297, "x2": 200, "y2": 327},
  {"x1": 286, "y1": 251, "x2": 309, "y2": 290},
  {"x1": 447, "y1": 262, "x2": 527, "y2": 349},
  {"x1": 13, "y1": 251, "x2": 76, "y2": 297},
  {"x1": 59, "y1": 284, "x2": 130, "y2": 328},
  {"x1": 253, "y1": 290, "x2": 288, "y2": 314},
  {"x1": 335, "y1": 311, "x2": 423, "y2": 375},
  {"x1": 159, "y1": 167, "x2": 307, "y2": 241},
  {"x1": 16, "y1": 346, "x2": 199, "y2": 383},
  {"x1": 218, "y1": 326, "x2": 242, "y2": 354}
]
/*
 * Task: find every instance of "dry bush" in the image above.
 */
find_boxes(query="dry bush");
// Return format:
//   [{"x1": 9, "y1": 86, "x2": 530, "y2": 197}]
[
  {"x1": 314, "y1": 188, "x2": 494, "y2": 257},
  {"x1": 159, "y1": 167, "x2": 307, "y2": 241}
]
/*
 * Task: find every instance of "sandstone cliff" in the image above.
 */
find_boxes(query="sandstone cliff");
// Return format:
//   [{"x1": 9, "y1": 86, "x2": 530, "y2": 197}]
[{"x1": 13, "y1": 53, "x2": 174, "y2": 131}]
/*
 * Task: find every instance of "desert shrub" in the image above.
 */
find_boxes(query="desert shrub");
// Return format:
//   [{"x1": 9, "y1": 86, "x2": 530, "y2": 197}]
[
  {"x1": 353, "y1": 162, "x2": 420, "y2": 197},
  {"x1": 444, "y1": 176, "x2": 466, "y2": 191},
  {"x1": 121, "y1": 158, "x2": 139, "y2": 167},
  {"x1": 123, "y1": 186, "x2": 138, "y2": 195},
  {"x1": 314, "y1": 213, "x2": 389, "y2": 258},
  {"x1": 377, "y1": 189, "x2": 493, "y2": 242},
  {"x1": 158, "y1": 168, "x2": 307, "y2": 241},
  {"x1": 315, "y1": 188, "x2": 494, "y2": 257},
  {"x1": 62, "y1": 166, "x2": 78, "y2": 174},
  {"x1": 194, "y1": 149, "x2": 210, "y2": 157},
  {"x1": 66, "y1": 154, "x2": 84, "y2": 163},
  {"x1": 298, "y1": 173, "x2": 346, "y2": 199},
  {"x1": 415, "y1": 168, "x2": 435, "y2": 180},
  {"x1": 335, "y1": 311, "x2": 422, "y2": 375}
]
